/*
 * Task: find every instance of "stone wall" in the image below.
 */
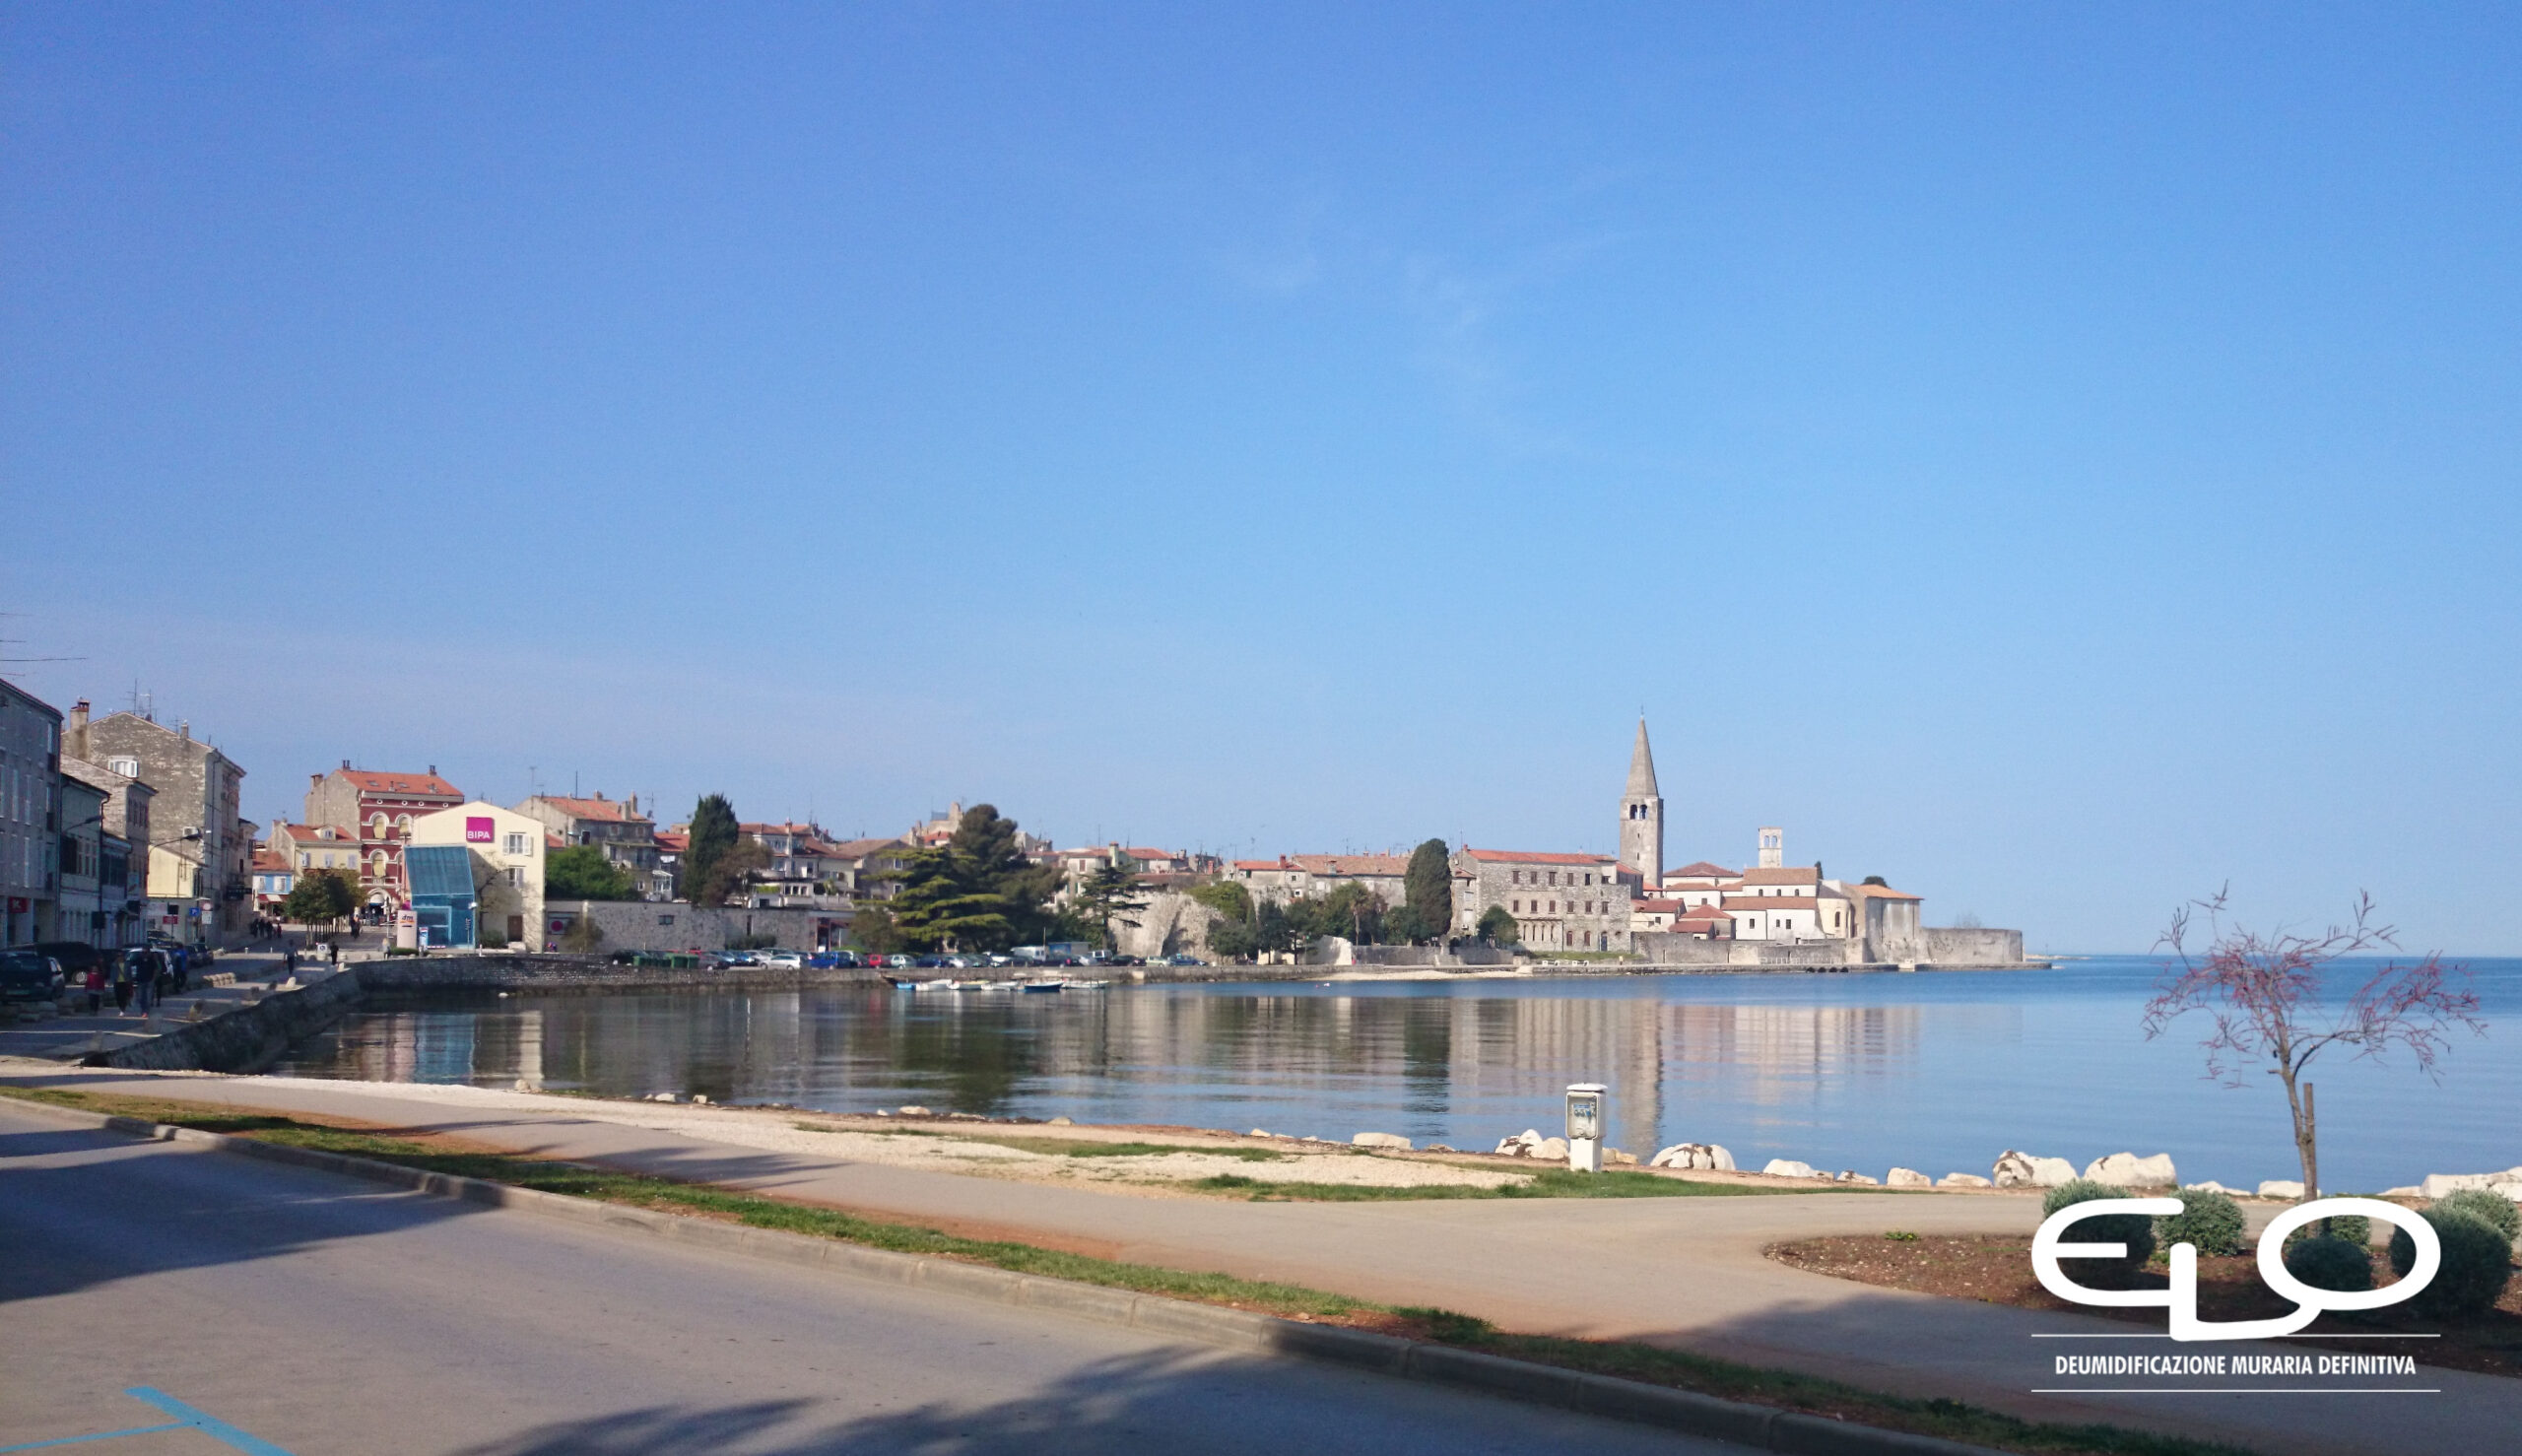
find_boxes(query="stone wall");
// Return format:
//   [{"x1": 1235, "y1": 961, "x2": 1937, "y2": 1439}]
[
  {"x1": 1113, "y1": 892, "x2": 1224, "y2": 961},
  {"x1": 98, "y1": 967, "x2": 366, "y2": 1074},
  {"x1": 544, "y1": 899, "x2": 847, "y2": 954},
  {"x1": 356, "y1": 954, "x2": 884, "y2": 994},
  {"x1": 1920, "y1": 927, "x2": 2025, "y2": 966}
]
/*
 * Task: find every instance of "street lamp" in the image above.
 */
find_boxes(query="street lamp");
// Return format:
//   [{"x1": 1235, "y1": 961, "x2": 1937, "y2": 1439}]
[{"x1": 1564, "y1": 1083, "x2": 1607, "y2": 1173}]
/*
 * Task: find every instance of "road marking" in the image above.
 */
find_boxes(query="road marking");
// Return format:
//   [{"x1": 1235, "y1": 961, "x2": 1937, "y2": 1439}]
[
  {"x1": 2030, "y1": 1388, "x2": 2439, "y2": 1394},
  {"x1": 0, "y1": 1391, "x2": 299, "y2": 1456}
]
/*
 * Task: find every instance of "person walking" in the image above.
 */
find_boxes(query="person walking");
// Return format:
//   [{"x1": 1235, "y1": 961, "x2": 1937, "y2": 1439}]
[
  {"x1": 111, "y1": 957, "x2": 133, "y2": 1014},
  {"x1": 83, "y1": 966, "x2": 103, "y2": 1016},
  {"x1": 132, "y1": 957, "x2": 154, "y2": 1016}
]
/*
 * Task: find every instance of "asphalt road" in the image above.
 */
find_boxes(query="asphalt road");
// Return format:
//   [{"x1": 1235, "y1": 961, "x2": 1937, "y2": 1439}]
[{"x1": 0, "y1": 1104, "x2": 1730, "y2": 1456}]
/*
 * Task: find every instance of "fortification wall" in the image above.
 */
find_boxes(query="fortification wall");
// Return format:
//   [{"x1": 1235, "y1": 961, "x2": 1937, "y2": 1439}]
[
  {"x1": 1920, "y1": 927, "x2": 2025, "y2": 965},
  {"x1": 543, "y1": 900, "x2": 846, "y2": 955}
]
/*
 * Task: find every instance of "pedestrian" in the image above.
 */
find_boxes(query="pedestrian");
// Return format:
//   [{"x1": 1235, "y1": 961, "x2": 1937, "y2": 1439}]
[
  {"x1": 328, "y1": 939, "x2": 339, "y2": 965},
  {"x1": 284, "y1": 947, "x2": 298, "y2": 977},
  {"x1": 83, "y1": 966, "x2": 103, "y2": 1015},
  {"x1": 133, "y1": 959, "x2": 154, "y2": 1016},
  {"x1": 111, "y1": 958, "x2": 133, "y2": 1014}
]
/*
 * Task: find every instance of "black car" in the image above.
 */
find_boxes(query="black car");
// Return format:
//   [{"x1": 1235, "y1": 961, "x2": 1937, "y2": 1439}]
[
  {"x1": 0, "y1": 950, "x2": 65, "y2": 1006},
  {"x1": 33, "y1": 942, "x2": 107, "y2": 980}
]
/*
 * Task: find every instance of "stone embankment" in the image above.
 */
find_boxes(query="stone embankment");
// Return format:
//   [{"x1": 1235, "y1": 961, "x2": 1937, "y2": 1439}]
[{"x1": 94, "y1": 969, "x2": 366, "y2": 1074}]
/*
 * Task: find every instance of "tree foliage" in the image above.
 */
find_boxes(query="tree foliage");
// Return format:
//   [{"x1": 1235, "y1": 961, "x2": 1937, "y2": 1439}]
[
  {"x1": 1187, "y1": 879, "x2": 1252, "y2": 923},
  {"x1": 882, "y1": 805, "x2": 1058, "y2": 952},
  {"x1": 1476, "y1": 904, "x2": 1519, "y2": 945},
  {"x1": 851, "y1": 903, "x2": 903, "y2": 955},
  {"x1": 2143, "y1": 889, "x2": 2483, "y2": 1201},
  {"x1": 281, "y1": 868, "x2": 359, "y2": 926},
  {"x1": 1398, "y1": 838, "x2": 1452, "y2": 944},
  {"x1": 695, "y1": 838, "x2": 768, "y2": 908},
  {"x1": 1074, "y1": 859, "x2": 1151, "y2": 952},
  {"x1": 546, "y1": 845, "x2": 639, "y2": 901},
  {"x1": 681, "y1": 795, "x2": 740, "y2": 902}
]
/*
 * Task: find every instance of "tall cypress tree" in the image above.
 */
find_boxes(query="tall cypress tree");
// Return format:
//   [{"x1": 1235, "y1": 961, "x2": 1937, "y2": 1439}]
[
  {"x1": 681, "y1": 794, "x2": 739, "y2": 903},
  {"x1": 1399, "y1": 838, "x2": 1453, "y2": 943}
]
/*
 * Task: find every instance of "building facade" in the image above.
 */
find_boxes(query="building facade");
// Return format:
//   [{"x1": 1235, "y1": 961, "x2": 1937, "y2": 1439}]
[
  {"x1": 1228, "y1": 853, "x2": 1412, "y2": 907},
  {"x1": 63, "y1": 752, "x2": 153, "y2": 950},
  {"x1": 79, "y1": 706, "x2": 248, "y2": 946},
  {"x1": 515, "y1": 794, "x2": 659, "y2": 886},
  {"x1": 410, "y1": 801, "x2": 548, "y2": 949},
  {"x1": 0, "y1": 683, "x2": 64, "y2": 948},
  {"x1": 1450, "y1": 848, "x2": 1633, "y2": 953},
  {"x1": 303, "y1": 763, "x2": 464, "y2": 913}
]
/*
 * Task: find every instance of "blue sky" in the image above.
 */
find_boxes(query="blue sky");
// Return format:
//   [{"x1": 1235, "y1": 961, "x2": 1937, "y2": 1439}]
[{"x1": 5, "y1": 4, "x2": 2516, "y2": 952}]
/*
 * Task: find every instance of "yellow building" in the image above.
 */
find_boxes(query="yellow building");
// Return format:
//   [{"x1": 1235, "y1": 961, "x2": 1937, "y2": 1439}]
[{"x1": 409, "y1": 801, "x2": 548, "y2": 950}]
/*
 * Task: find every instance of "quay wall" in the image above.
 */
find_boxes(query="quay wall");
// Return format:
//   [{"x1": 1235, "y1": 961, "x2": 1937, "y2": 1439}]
[{"x1": 98, "y1": 969, "x2": 366, "y2": 1075}]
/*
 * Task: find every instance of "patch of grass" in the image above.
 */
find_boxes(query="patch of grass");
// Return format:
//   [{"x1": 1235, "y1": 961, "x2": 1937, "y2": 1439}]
[
  {"x1": 3, "y1": 1084, "x2": 2254, "y2": 1456},
  {"x1": 1192, "y1": 1167, "x2": 1809, "y2": 1202},
  {"x1": 1885, "y1": 1229, "x2": 1921, "y2": 1241},
  {"x1": 789, "y1": 1122, "x2": 1284, "y2": 1161}
]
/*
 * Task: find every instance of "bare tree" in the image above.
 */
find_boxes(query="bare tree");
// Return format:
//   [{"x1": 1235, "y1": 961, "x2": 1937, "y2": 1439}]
[{"x1": 2143, "y1": 888, "x2": 2483, "y2": 1201}]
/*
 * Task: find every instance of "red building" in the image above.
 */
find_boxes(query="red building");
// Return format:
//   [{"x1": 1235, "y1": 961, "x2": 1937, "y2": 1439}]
[{"x1": 302, "y1": 762, "x2": 465, "y2": 912}]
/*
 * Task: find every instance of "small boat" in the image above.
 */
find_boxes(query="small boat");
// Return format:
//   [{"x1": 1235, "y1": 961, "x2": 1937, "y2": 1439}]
[
  {"x1": 949, "y1": 979, "x2": 990, "y2": 992},
  {"x1": 1061, "y1": 978, "x2": 1110, "y2": 990},
  {"x1": 979, "y1": 980, "x2": 1022, "y2": 992},
  {"x1": 1020, "y1": 979, "x2": 1064, "y2": 993}
]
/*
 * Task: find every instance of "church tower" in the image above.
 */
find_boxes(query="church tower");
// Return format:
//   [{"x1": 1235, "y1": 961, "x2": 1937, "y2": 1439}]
[{"x1": 1619, "y1": 719, "x2": 1664, "y2": 886}]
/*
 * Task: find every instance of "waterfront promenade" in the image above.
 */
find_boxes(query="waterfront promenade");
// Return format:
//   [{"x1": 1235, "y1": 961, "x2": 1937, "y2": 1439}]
[{"x1": 8, "y1": 1065, "x2": 2512, "y2": 1456}]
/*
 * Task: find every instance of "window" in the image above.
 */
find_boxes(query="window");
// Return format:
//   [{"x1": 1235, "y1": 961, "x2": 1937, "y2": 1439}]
[
  {"x1": 108, "y1": 756, "x2": 140, "y2": 777},
  {"x1": 369, "y1": 812, "x2": 389, "y2": 838},
  {"x1": 299, "y1": 852, "x2": 310, "y2": 868},
  {"x1": 503, "y1": 832, "x2": 529, "y2": 856},
  {"x1": 505, "y1": 867, "x2": 523, "y2": 888}
]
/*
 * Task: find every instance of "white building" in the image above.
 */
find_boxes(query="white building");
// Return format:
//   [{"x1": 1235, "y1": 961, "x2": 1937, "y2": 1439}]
[{"x1": 410, "y1": 802, "x2": 549, "y2": 950}]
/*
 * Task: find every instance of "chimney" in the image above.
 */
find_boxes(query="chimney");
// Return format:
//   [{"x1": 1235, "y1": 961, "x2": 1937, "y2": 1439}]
[
  {"x1": 428, "y1": 764, "x2": 436, "y2": 776},
  {"x1": 67, "y1": 700, "x2": 89, "y2": 759},
  {"x1": 310, "y1": 772, "x2": 323, "y2": 790},
  {"x1": 342, "y1": 760, "x2": 352, "y2": 770},
  {"x1": 179, "y1": 720, "x2": 191, "y2": 742}
]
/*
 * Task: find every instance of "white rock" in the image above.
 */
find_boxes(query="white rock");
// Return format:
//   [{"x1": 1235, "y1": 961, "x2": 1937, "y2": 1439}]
[
  {"x1": 1835, "y1": 1171, "x2": 1881, "y2": 1185},
  {"x1": 1533, "y1": 1137, "x2": 1570, "y2": 1161},
  {"x1": 1938, "y1": 1172, "x2": 1993, "y2": 1188},
  {"x1": 1494, "y1": 1129, "x2": 1546, "y2": 1157},
  {"x1": 2257, "y1": 1179, "x2": 2305, "y2": 1199},
  {"x1": 1647, "y1": 1142, "x2": 1736, "y2": 1171},
  {"x1": 1763, "y1": 1158, "x2": 1819, "y2": 1178},
  {"x1": 1247, "y1": 1128, "x2": 1273, "y2": 1138},
  {"x1": 1993, "y1": 1151, "x2": 2076, "y2": 1188},
  {"x1": 2380, "y1": 1186, "x2": 2421, "y2": 1198},
  {"x1": 691, "y1": 1094, "x2": 710, "y2": 1104},
  {"x1": 2183, "y1": 1181, "x2": 2238, "y2": 1195},
  {"x1": 1048, "y1": 1116, "x2": 1074, "y2": 1126},
  {"x1": 1607, "y1": 1148, "x2": 1637, "y2": 1165},
  {"x1": 2084, "y1": 1152, "x2": 2178, "y2": 1188},
  {"x1": 2418, "y1": 1168, "x2": 2522, "y2": 1199},
  {"x1": 1353, "y1": 1132, "x2": 1413, "y2": 1150},
  {"x1": 2493, "y1": 1180, "x2": 2522, "y2": 1204},
  {"x1": 1886, "y1": 1167, "x2": 1932, "y2": 1188},
  {"x1": 897, "y1": 1105, "x2": 934, "y2": 1117}
]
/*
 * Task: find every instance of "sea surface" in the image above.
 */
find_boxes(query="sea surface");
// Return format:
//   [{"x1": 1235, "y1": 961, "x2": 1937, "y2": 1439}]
[{"x1": 271, "y1": 956, "x2": 2521, "y2": 1192}]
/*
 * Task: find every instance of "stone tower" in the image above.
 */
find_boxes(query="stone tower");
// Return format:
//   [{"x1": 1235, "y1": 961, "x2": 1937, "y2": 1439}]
[
  {"x1": 1757, "y1": 827, "x2": 1784, "y2": 869},
  {"x1": 1619, "y1": 719, "x2": 1664, "y2": 885}
]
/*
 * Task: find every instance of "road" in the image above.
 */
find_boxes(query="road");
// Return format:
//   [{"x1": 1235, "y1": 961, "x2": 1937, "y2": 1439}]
[{"x1": 0, "y1": 1101, "x2": 1730, "y2": 1456}]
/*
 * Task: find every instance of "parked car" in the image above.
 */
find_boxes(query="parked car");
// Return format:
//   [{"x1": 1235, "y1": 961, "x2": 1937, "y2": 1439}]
[
  {"x1": 1163, "y1": 953, "x2": 1204, "y2": 966},
  {"x1": 983, "y1": 954, "x2": 1015, "y2": 967},
  {"x1": 0, "y1": 950, "x2": 64, "y2": 1006},
  {"x1": 1105, "y1": 955, "x2": 1145, "y2": 966},
  {"x1": 761, "y1": 951, "x2": 805, "y2": 969},
  {"x1": 33, "y1": 942, "x2": 107, "y2": 981},
  {"x1": 909, "y1": 954, "x2": 947, "y2": 968},
  {"x1": 805, "y1": 951, "x2": 861, "y2": 969}
]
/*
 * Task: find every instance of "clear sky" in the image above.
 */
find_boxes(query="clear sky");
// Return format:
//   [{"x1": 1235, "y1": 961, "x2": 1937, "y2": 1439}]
[{"x1": 5, "y1": 4, "x2": 2516, "y2": 952}]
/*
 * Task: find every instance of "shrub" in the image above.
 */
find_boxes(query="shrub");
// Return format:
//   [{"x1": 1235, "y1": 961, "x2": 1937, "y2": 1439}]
[
  {"x1": 2283, "y1": 1234, "x2": 2373, "y2": 1293},
  {"x1": 2283, "y1": 1204, "x2": 2370, "y2": 1253},
  {"x1": 2433, "y1": 1188, "x2": 2521, "y2": 1244},
  {"x1": 2389, "y1": 1209, "x2": 2515, "y2": 1320},
  {"x1": 2042, "y1": 1178, "x2": 2155, "y2": 1271},
  {"x1": 2155, "y1": 1187, "x2": 2247, "y2": 1258}
]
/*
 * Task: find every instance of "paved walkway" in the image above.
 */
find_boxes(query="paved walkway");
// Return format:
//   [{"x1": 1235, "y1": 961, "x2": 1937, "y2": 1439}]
[
  {"x1": 10, "y1": 1066, "x2": 2512, "y2": 1456},
  {"x1": 0, "y1": 949, "x2": 343, "y2": 1063}
]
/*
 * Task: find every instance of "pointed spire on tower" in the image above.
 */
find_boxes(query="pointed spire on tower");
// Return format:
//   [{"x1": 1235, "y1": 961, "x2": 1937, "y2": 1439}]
[{"x1": 1625, "y1": 717, "x2": 1659, "y2": 798}]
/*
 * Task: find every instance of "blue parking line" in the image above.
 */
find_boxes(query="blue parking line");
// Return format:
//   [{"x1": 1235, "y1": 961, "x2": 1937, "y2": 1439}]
[
  {"x1": 0, "y1": 1423, "x2": 188, "y2": 1452},
  {"x1": 0, "y1": 1391, "x2": 299, "y2": 1456},
  {"x1": 122, "y1": 1391, "x2": 298, "y2": 1456}
]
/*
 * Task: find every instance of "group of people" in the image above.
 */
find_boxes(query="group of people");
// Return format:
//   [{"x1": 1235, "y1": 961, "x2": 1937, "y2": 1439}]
[{"x1": 78, "y1": 945, "x2": 191, "y2": 1017}]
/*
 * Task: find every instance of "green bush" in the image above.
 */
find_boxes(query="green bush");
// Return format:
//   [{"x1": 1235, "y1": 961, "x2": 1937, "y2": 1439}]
[
  {"x1": 2154, "y1": 1187, "x2": 2246, "y2": 1258},
  {"x1": 2433, "y1": 1188, "x2": 2521, "y2": 1244},
  {"x1": 2389, "y1": 1209, "x2": 2515, "y2": 1320},
  {"x1": 2283, "y1": 1234, "x2": 2373, "y2": 1293},
  {"x1": 2284, "y1": 1204, "x2": 2370, "y2": 1253},
  {"x1": 2042, "y1": 1179, "x2": 2155, "y2": 1271}
]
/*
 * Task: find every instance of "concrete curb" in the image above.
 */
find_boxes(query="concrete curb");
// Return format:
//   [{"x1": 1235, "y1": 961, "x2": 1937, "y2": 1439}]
[{"x1": 22, "y1": 1097, "x2": 2004, "y2": 1456}]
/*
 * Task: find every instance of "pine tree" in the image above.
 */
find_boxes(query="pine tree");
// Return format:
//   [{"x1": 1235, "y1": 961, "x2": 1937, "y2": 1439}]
[
  {"x1": 1400, "y1": 838, "x2": 1452, "y2": 944},
  {"x1": 1075, "y1": 858, "x2": 1151, "y2": 951}
]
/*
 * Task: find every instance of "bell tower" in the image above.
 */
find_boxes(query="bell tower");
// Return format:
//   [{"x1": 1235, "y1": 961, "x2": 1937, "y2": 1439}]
[
  {"x1": 1619, "y1": 719, "x2": 1664, "y2": 886},
  {"x1": 1757, "y1": 827, "x2": 1784, "y2": 869}
]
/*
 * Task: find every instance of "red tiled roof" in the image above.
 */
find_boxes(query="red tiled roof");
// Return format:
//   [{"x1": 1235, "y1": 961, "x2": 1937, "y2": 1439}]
[
  {"x1": 740, "y1": 822, "x2": 820, "y2": 836},
  {"x1": 1675, "y1": 905, "x2": 1734, "y2": 924},
  {"x1": 828, "y1": 837, "x2": 904, "y2": 858},
  {"x1": 1847, "y1": 884, "x2": 1923, "y2": 901},
  {"x1": 1633, "y1": 898, "x2": 1683, "y2": 913},
  {"x1": 1285, "y1": 854, "x2": 1410, "y2": 876},
  {"x1": 545, "y1": 831, "x2": 567, "y2": 850},
  {"x1": 1464, "y1": 849, "x2": 1616, "y2": 866},
  {"x1": 1739, "y1": 866, "x2": 1820, "y2": 886},
  {"x1": 532, "y1": 795, "x2": 650, "y2": 825},
  {"x1": 338, "y1": 768, "x2": 463, "y2": 798},
  {"x1": 1232, "y1": 859, "x2": 1286, "y2": 871},
  {"x1": 1722, "y1": 894, "x2": 1819, "y2": 910},
  {"x1": 1122, "y1": 846, "x2": 1185, "y2": 861},
  {"x1": 251, "y1": 849, "x2": 292, "y2": 873},
  {"x1": 1664, "y1": 862, "x2": 1737, "y2": 880},
  {"x1": 653, "y1": 831, "x2": 689, "y2": 852},
  {"x1": 274, "y1": 823, "x2": 353, "y2": 842}
]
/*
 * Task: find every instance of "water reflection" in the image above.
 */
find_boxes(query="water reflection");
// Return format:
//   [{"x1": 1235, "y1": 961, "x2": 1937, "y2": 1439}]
[{"x1": 274, "y1": 961, "x2": 2521, "y2": 1191}]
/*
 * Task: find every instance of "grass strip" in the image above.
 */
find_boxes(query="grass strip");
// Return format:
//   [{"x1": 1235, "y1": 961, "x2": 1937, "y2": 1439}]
[
  {"x1": 795, "y1": 1123, "x2": 1287, "y2": 1161},
  {"x1": 3, "y1": 1085, "x2": 2254, "y2": 1456},
  {"x1": 1192, "y1": 1167, "x2": 1800, "y2": 1201}
]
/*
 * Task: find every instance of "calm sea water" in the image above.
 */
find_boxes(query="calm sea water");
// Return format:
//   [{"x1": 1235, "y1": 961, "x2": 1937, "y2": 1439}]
[{"x1": 272, "y1": 957, "x2": 2520, "y2": 1192}]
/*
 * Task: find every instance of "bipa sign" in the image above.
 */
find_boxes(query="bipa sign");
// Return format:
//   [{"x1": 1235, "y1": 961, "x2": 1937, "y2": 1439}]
[
  {"x1": 2034, "y1": 1197, "x2": 2439, "y2": 1342},
  {"x1": 465, "y1": 816, "x2": 496, "y2": 844}
]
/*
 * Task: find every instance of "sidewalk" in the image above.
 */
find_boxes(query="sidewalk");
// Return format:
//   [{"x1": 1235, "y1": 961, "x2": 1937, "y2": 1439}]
[
  {"x1": 0, "y1": 951, "x2": 326, "y2": 1063},
  {"x1": 9, "y1": 1066, "x2": 2512, "y2": 1456}
]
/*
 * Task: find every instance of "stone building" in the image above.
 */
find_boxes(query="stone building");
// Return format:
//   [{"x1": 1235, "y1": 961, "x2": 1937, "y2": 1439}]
[
  {"x1": 62, "y1": 752, "x2": 153, "y2": 951},
  {"x1": 0, "y1": 683, "x2": 64, "y2": 948},
  {"x1": 80, "y1": 705, "x2": 248, "y2": 946},
  {"x1": 516, "y1": 793, "x2": 659, "y2": 887},
  {"x1": 303, "y1": 763, "x2": 464, "y2": 913},
  {"x1": 1449, "y1": 848, "x2": 1632, "y2": 953},
  {"x1": 1228, "y1": 853, "x2": 1412, "y2": 907}
]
